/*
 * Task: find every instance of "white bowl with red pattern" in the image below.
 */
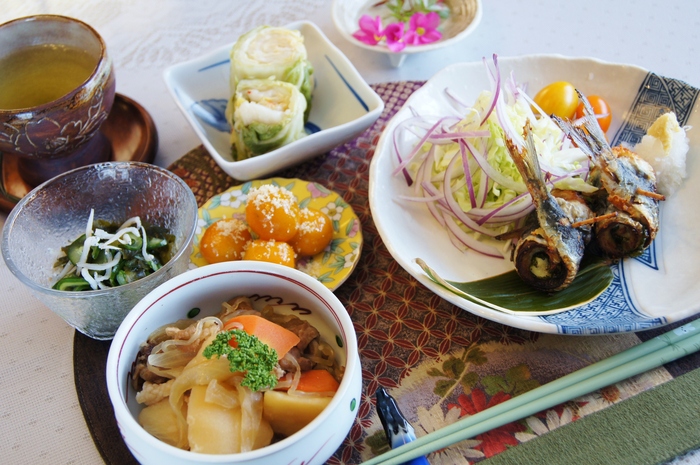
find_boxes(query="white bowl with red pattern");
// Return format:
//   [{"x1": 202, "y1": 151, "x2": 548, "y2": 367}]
[{"x1": 106, "y1": 260, "x2": 361, "y2": 465}]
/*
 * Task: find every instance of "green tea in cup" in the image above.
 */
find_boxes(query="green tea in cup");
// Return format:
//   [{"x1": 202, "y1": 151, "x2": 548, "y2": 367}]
[
  {"x1": 0, "y1": 43, "x2": 97, "y2": 110},
  {"x1": 0, "y1": 15, "x2": 116, "y2": 187}
]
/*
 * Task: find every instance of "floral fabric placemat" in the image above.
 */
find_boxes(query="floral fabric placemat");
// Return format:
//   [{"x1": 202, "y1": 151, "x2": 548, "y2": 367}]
[{"x1": 73, "y1": 81, "x2": 700, "y2": 465}]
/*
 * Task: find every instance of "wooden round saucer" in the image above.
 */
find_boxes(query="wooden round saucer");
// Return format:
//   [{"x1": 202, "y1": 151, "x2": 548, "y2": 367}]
[{"x1": 0, "y1": 93, "x2": 158, "y2": 214}]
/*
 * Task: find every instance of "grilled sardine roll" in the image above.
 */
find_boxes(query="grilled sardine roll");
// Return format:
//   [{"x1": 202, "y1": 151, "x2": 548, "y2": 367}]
[
  {"x1": 550, "y1": 188, "x2": 596, "y2": 245},
  {"x1": 554, "y1": 93, "x2": 662, "y2": 259},
  {"x1": 507, "y1": 125, "x2": 586, "y2": 292}
]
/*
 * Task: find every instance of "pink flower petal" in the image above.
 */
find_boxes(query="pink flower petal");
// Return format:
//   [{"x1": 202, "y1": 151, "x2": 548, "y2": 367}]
[
  {"x1": 405, "y1": 12, "x2": 442, "y2": 46},
  {"x1": 423, "y1": 12, "x2": 441, "y2": 29},
  {"x1": 384, "y1": 22, "x2": 406, "y2": 52},
  {"x1": 353, "y1": 15, "x2": 385, "y2": 45},
  {"x1": 420, "y1": 30, "x2": 442, "y2": 44},
  {"x1": 358, "y1": 14, "x2": 383, "y2": 35}
]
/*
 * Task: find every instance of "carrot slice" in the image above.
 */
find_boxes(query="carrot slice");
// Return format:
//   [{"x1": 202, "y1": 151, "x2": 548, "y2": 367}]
[
  {"x1": 295, "y1": 369, "x2": 340, "y2": 393},
  {"x1": 224, "y1": 315, "x2": 300, "y2": 360}
]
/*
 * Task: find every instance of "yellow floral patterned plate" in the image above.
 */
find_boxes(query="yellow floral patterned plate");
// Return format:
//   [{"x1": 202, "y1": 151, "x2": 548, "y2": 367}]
[{"x1": 190, "y1": 178, "x2": 363, "y2": 291}]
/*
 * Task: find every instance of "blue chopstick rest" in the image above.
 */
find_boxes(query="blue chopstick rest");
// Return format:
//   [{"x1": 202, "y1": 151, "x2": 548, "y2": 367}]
[{"x1": 375, "y1": 387, "x2": 430, "y2": 465}]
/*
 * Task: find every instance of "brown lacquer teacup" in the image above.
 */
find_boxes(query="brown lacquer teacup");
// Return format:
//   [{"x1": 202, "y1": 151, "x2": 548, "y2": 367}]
[{"x1": 0, "y1": 15, "x2": 116, "y2": 187}]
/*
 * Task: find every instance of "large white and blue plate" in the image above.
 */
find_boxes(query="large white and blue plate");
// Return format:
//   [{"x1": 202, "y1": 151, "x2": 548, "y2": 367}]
[{"x1": 369, "y1": 55, "x2": 700, "y2": 335}]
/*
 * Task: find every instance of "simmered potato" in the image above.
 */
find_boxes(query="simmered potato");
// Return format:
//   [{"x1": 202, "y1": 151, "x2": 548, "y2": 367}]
[
  {"x1": 138, "y1": 398, "x2": 181, "y2": 447},
  {"x1": 187, "y1": 383, "x2": 274, "y2": 454},
  {"x1": 188, "y1": 384, "x2": 243, "y2": 453},
  {"x1": 262, "y1": 390, "x2": 331, "y2": 437}
]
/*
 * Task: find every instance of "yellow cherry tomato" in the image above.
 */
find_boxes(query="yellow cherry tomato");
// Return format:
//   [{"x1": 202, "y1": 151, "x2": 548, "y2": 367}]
[
  {"x1": 533, "y1": 81, "x2": 579, "y2": 119},
  {"x1": 243, "y1": 239, "x2": 296, "y2": 268},
  {"x1": 289, "y1": 208, "x2": 334, "y2": 256},
  {"x1": 575, "y1": 95, "x2": 612, "y2": 132},
  {"x1": 245, "y1": 184, "x2": 300, "y2": 242},
  {"x1": 199, "y1": 218, "x2": 252, "y2": 263}
]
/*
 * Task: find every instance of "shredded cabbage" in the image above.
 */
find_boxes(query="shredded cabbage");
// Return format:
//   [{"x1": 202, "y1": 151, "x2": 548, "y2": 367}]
[{"x1": 395, "y1": 55, "x2": 592, "y2": 257}]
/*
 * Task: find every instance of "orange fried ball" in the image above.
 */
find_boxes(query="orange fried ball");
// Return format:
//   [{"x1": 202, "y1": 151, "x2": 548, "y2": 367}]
[
  {"x1": 245, "y1": 185, "x2": 300, "y2": 242},
  {"x1": 243, "y1": 239, "x2": 296, "y2": 268},
  {"x1": 199, "y1": 218, "x2": 252, "y2": 264},
  {"x1": 289, "y1": 208, "x2": 334, "y2": 256}
]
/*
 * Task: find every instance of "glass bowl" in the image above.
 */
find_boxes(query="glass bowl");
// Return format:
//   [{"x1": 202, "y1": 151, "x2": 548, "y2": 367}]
[{"x1": 1, "y1": 162, "x2": 198, "y2": 340}]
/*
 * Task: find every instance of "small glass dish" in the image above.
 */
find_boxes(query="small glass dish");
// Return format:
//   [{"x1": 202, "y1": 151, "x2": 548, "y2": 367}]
[{"x1": 1, "y1": 162, "x2": 198, "y2": 340}]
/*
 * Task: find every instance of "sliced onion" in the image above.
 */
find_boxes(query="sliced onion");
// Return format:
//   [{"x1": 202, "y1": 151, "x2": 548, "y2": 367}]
[
  {"x1": 458, "y1": 141, "x2": 477, "y2": 209},
  {"x1": 442, "y1": 155, "x2": 502, "y2": 237},
  {"x1": 445, "y1": 86, "x2": 468, "y2": 109},
  {"x1": 480, "y1": 54, "x2": 501, "y2": 126},
  {"x1": 392, "y1": 116, "x2": 461, "y2": 178},
  {"x1": 391, "y1": 54, "x2": 593, "y2": 259},
  {"x1": 441, "y1": 214, "x2": 503, "y2": 258},
  {"x1": 282, "y1": 352, "x2": 302, "y2": 395},
  {"x1": 473, "y1": 194, "x2": 534, "y2": 226},
  {"x1": 148, "y1": 317, "x2": 222, "y2": 370},
  {"x1": 205, "y1": 379, "x2": 240, "y2": 409},
  {"x1": 428, "y1": 130, "x2": 490, "y2": 141},
  {"x1": 75, "y1": 235, "x2": 99, "y2": 270},
  {"x1": 420, "y1": 181, "x2": 448, "y2": 228}
]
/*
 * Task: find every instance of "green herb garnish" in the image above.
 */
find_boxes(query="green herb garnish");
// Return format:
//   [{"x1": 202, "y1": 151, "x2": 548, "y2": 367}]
[{"x1": 202, "y1": 329, "x2": 278, "y2": 392}]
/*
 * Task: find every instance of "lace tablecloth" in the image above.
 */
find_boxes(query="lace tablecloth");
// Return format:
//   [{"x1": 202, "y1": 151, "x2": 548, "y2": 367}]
[{"x1": 2, "y1": 1, "x2": 700, "y2": 464}]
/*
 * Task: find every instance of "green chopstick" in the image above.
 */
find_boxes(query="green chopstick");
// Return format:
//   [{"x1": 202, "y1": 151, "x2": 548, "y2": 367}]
[{"x1": 362, "y1": 318, "x2": 700, "y2": 465}]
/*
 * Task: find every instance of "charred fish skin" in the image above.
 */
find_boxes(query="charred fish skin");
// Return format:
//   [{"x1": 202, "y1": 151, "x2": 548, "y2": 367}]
[
  {"x1": 551, "y1": 188, "x2": 596, "y2": 245},
  {"x1": 590, "y1": 146, "x2": 658, "y2": 257},
  {"x1": 506, "y1": 125, "x2": 586, "y2": 292},
  {"x1": 553, "y1": 92, "x2": 661, "y2": 259}
]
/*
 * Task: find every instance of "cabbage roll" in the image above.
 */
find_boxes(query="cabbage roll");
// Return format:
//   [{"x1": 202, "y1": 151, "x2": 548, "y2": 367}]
[
  {"x1": 228, "y1": 78, "x2": 307, "y2": 160},
  {"x1": 229, "y1": 26, "x2": 313, "y2": 114}
]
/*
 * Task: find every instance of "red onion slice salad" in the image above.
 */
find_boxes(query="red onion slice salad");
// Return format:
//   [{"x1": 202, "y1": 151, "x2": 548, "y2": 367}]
[{"x1": 392, "y1": 55, "x2": 596, "y2": 258}]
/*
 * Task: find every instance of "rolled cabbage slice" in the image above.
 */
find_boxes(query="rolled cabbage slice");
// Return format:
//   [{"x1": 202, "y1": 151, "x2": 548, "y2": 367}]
[
  {"x1": 230, "y1": 26, "x2": 314, "y2": 112},
  {"x1": 228, "y1": 78, "x2": 307, "y2": 160}
]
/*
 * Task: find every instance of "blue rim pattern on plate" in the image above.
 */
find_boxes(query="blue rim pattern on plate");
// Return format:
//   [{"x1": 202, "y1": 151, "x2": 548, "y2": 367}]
[{"x1": 541, "y1": 73, "x2": 700, "y2": 334}]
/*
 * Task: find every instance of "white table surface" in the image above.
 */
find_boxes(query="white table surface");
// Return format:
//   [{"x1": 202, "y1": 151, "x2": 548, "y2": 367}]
[{"x1": 1, "y1": 1, "x2": 699, "y2": 463}]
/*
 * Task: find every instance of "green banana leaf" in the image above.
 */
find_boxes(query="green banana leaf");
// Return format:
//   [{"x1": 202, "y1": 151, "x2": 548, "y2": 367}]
[{"x1": 417, "y1": 257, "x2": 613, "y2": 315}]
